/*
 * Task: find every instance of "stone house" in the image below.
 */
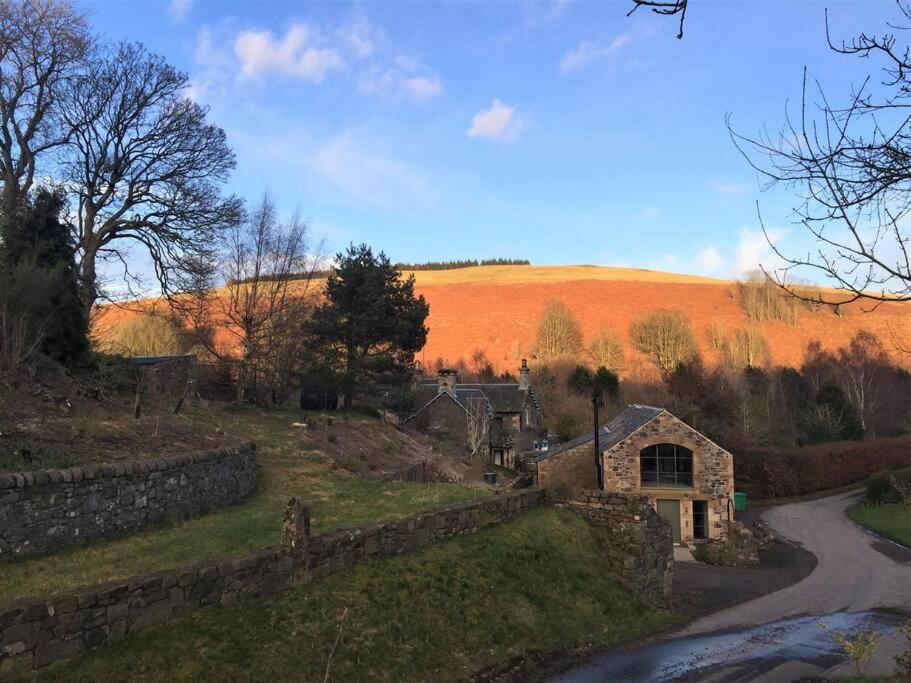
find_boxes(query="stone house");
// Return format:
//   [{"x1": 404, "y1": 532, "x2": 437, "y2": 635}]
[
  {"x1": 403, "y1": 360, "x2": 541, "y2": 468},
  {"x1": 529, "y1": 405, "x2": 735, "y2": 543}
]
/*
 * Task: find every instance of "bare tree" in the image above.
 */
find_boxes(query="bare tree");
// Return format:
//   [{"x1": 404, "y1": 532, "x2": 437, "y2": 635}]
[
  {"x1": 0, "y1": 0, "x2": 91, "y2": 225},
  {"x1": 59, "y1": 41, "x2": 240, "y2": 314},
  {"x1": 834, "y1": 330, "x2": 891, "y2": 433},
  {"x1": 627, "y1": 0, "x2": 688, "y2": 39},
  {"x1": 465, "y1": 396, "x2": 490, "y2": 457},
  {"x1": 630, "y1": 308, "x2": 698, "y2": 374},
  {"x1": 202, "y1": 193, "x2": 316, "y2": 403},
  {"x1": 533, "y1": 298, "x2": 583, "y2": 359},
  {"x1": 587, "y1": 327, "x2": 625, "y2": 371},
  {"x1": 731, "y1": 3, "x2": 911, "y2": 310},
  {"x1": 725, "y1": 325, "x2": 769, "y2": 368}
]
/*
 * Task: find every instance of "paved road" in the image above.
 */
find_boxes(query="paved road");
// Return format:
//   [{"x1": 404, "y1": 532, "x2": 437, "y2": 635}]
[
  {"x1": 681, "y1": 490, "x2": 911, "y2": 636},
  {"x1": 551, "y1": 490, "x2": 911, "y2": 681}
]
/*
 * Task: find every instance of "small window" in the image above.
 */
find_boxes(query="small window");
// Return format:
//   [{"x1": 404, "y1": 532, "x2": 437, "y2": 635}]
[{"x1": 640, "y1": 443, "x2": 693, "y2": 488}]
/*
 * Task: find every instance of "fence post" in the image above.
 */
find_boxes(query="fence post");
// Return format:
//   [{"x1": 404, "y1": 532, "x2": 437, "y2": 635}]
[{"x1": 281, "y1": 497, "x2": 311, "y2": 582}]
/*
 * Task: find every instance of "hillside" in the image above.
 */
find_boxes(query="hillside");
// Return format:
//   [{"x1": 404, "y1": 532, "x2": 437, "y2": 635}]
[
  {"x1": 93, "y1": 265, "x2": 911, "y2": 372},
  {"x1": 403, "y1": 265, "x2": 911, "y2": 371}
]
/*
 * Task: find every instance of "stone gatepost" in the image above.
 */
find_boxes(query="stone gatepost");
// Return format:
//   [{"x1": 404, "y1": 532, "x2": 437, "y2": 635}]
[{"x1": 281, "y1": 497, "x2": 311, "y2": 581}]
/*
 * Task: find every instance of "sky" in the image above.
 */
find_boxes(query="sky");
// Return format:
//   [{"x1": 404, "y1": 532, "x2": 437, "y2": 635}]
[{"x1": 83, "y1": 0, "x2": 895, "y2": 281}]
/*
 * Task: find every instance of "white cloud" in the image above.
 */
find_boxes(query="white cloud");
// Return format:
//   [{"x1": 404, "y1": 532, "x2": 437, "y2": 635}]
[
  {"x1": 735, "y1": 226, "x2": 785, "y2": 275},
  {"x1": 560, "y1": 35, "x2": 631, "y2": 74},
  {"x1": 695, "y1": 246, "x2": 723, "y2": 275},
  {"x1": 467, "y1": 99, "x2": 527, "y2": 142},
  {"x1": 235, "y1": 24, "x2": 345, "y2": 82},
  {"x1": 636, "y1": 207, "x2": 663, "y2": 220},
  {"x1": 168, "y1": 0, "x2": 191, "y2": 22},
  {"x1": 709, "y1": 178, "x2": 752, "y2": 195},
  {"x1": 311, "y1": 134, "x2": 434, "y2": 210},
  {"x1": 358, "y1": 56, "x2": 443, "y2": 104},
  {"x1": 339, "y1": 17, "x2": 384, "y2": 58}
]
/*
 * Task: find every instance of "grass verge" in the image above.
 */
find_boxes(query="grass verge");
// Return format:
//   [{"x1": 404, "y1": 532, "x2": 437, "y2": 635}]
[
  {"x1": 0, "y1": 405, "x2": 485, "y2": 605},
  {"x1": 29, "y1": 508, "x2": 680, "y2": 682},
  {"x1": 848, "y1": 503, "x2": 911, "y2": 548}
]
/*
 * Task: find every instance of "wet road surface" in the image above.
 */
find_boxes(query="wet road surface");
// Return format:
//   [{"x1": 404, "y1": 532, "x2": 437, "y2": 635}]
[{"x1": 550, "y1": 490, "x2": 911, "y2": 682}]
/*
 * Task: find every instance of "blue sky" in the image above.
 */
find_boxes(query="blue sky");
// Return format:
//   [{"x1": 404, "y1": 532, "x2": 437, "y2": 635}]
[{"x1": 85, "y1": 0, "x2": 892, "y2": 279}]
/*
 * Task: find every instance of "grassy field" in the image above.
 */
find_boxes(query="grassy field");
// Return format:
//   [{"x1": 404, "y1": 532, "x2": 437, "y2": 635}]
[
  {"x1": 0, "y1": 405, "x2": 485, "y2": 606},
  {"x1": 848, "y1": 503, "x2": 911, "y2": 548},
  {"x1": 29, "y1": 508, "x2": 679, "y2": 682}
]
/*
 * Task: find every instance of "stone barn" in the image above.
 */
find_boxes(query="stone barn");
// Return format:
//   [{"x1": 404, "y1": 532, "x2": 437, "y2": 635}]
[{"x1": 529, "y1": 405, "x2": 735, "y2": 543}]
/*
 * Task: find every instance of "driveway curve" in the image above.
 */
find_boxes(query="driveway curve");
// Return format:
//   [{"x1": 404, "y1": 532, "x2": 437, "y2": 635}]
[
  {"x1": 681, "y1": 490, "x2": 911, "y2": 636},
  {"x1": 550, "y1": 490, "x2": 911, "y2": 682}
]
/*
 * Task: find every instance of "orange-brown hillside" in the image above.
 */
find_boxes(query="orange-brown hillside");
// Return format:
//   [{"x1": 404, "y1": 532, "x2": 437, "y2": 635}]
[{"x1": 94, "y1": 265, "x2": 911, "y2": 373}]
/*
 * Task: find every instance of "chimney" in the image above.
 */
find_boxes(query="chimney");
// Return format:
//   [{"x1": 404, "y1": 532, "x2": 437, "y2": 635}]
[
  {"x1": 437, "y1": 368, "x2": 457, "y2": 394},
  {"x1": 518, "y1": 358, "x2": 529, "y2": 390}
]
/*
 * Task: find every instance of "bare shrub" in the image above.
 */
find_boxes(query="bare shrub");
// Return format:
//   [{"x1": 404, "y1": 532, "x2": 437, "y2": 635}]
[
  {"x1": 102, "y1": 313, "x2": 189, "y2": 357},
  {"x1": 735, "y1": 271, "x2": 799, "y2": 326},
  {"x1": 630, "y1": 308, "x2": 698, "y2": 374},
  {"x1": 587, "y1": 328, "x2": 625, "y2": 371},
  {"x1": 533, "y1": 299, "x2": 583, "y2": 359},
  {"x1": 725, "y1": 326, "x2": 770, "y2": 368}
]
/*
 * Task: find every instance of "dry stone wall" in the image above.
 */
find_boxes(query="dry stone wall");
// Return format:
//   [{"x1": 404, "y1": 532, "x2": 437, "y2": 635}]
[
  {"x1": 0, "y1": 546, "x2": 291, "y2": 676},
  {"x1": 560, "y1": 490, "x2": 674, "y2": 599},
  {"x1": 0, "y1": 489, "x2": 543, "y2": 675},
  {"x1": 308, "y1": 488, "x2": 544, "y2": 579},
  {"x1": 0, "y1": 444, "x2": 257, "y2": 558}
]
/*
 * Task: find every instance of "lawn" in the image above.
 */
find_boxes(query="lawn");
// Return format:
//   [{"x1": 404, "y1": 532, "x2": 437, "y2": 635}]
[
  {"x1": 29, "y1": 508, "x2": 680, "y2": 682},
  {"x1": 0, "y1": 405, "x2": 486, "y2": 606},
  {"x1": 848, "y1": 503, "x2": 911, "y2": 548}
]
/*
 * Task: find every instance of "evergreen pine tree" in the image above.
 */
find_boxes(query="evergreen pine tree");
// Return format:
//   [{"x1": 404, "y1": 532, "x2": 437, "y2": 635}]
[
  {"x1": 1, "y1": 189, "x2": 88, "y2": 366},
  {"x1": 308, "y1": 244, "x2": 429, "y2": 408}
]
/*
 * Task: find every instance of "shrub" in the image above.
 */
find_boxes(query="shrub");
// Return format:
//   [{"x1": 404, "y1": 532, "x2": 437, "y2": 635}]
[
  {"x1": 734, "y1": 436, "x2": 911, "y2": 498},
  {"x1": 865, "y1": 473, "x2": 903, "y2": 505},
  {"x1": 533, "y1": 299, "x2": 583, "y2": 359},
  {"x1": 630, "y1": 309, "x2": 698, "y2": 374}
]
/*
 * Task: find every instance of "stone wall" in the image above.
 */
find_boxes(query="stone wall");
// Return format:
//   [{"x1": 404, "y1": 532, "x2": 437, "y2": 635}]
[
  {"x1": 0, "y1": 546, "x2": 292, "y2": 676},
  {"x1": 0, "y1": 489, "x2": 543, "y2": 674},
  {"x1": 0, "y1": 444, "x2": 257, "y2": 558},
  {"x1": 559, "y1": 490, "x2": 674, "y2": 599},
  {"x1": 308, "y1": 488, "x2": 544, "y2": 579},
  {"x1": 535, "y1": 441, "x2": 598, "y2": 497}
]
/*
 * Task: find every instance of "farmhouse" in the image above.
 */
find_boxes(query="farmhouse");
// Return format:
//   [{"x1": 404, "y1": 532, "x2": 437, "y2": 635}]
[
  {"x1": 404, "y1": 360, "x2": 541, "y2": 467},
  {"x1": 529, "y1": 405, "x2": 735, "y2": 543}
]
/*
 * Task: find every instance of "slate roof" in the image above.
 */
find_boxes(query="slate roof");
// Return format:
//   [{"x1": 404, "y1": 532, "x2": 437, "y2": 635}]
[
  {"x1": 406, "y1": 379, "x2": 537, "y2": 421},
  {"x1": 526, "y1": 404, "x2": 664, "y2": 463}
]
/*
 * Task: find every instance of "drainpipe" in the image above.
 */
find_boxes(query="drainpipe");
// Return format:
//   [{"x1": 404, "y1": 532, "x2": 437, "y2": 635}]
[{"x1": 593, "y1": 396, "x2": 603, "y2": 489}]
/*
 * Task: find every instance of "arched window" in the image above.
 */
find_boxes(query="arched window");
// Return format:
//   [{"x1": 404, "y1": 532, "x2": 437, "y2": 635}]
[{"x1": 640, "y1": 443, "x2": 693, "y2": 488}]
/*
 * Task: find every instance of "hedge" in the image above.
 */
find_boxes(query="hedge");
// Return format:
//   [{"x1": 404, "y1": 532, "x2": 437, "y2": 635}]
[{"x1": 734, "y1": 436, "x2": 911, "y2": 498}]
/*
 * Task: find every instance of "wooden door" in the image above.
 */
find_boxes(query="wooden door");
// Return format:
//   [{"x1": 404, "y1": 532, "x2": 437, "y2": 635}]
[{"x1": 657, "y1": 499, "x2": 682, "y2": 544}]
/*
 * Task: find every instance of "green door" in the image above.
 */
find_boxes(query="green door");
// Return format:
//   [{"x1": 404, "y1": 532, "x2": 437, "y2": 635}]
[{"x1": 657, "y1": 499, "x2": 682, "y2": 544}]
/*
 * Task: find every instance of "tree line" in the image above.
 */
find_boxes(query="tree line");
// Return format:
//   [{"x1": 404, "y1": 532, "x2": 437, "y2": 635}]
[
  {"x1": 523, "y1": 296, "x2": 910, "y2": 450},
  {"x1": 394, "y1": 258, "x2": 530, "y2": 271}
]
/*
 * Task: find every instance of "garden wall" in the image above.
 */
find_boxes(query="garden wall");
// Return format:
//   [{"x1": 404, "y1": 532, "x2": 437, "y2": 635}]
[
  {"x1": 307, "y1": 488, "x2": 544, "y2": 579},
  {"x1": 0, "y1": 489, "x2": 544, "y2": 675},
  {"x1": 0, "y1": 443, "x2": 257, "y2": 558},
  {"x1": 734, "y1": 436, "x2": 911, "y2": 498}
]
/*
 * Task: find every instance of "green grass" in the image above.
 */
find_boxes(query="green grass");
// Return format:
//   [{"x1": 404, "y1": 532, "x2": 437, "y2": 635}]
[
  {"x1": 0, "y1": 405, "x2": 485, "y2": 605},
  {"x1": 29, "y1": 508, "x2": 680, "y2": 682},
  {"x1": 848, "y1": 503, "x2": 911, "y2": 548}
]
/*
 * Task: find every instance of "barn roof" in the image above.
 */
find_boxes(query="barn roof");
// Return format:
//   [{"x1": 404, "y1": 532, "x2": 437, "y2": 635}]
[{"x1": 526, "y1": 404, "x2": 665, "y2": 463}]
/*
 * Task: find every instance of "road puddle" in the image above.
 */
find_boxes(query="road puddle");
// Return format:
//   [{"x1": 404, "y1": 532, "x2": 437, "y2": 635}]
[{"x1": 549, "y1": 611, "x2": 905, "y2": 682}]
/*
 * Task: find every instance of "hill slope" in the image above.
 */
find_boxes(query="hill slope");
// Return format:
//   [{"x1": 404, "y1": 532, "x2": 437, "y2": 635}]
[
  {"x1": 94, "y1": 265, "x2": 911, "y2": 372},
  {"x1": 404, "y1": 265, "x2": 910, "y2": 371}
]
